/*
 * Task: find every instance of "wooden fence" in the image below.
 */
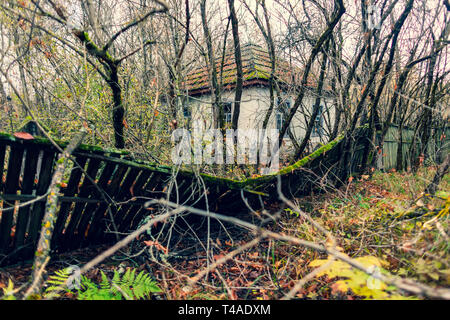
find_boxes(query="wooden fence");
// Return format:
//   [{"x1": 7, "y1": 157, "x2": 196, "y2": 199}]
[
  {"x1": 0, "y1": 129, "x2": 355, "y2": 266},
  {"x1": 0, "y1": 134, "x2": 178, "y2": 266},
  {"x1": 0, "y1": 124, "x2": 445, "y2": 266},
  {"x1": 380, "y1": 125, "x2": 450, "y2": 170}
]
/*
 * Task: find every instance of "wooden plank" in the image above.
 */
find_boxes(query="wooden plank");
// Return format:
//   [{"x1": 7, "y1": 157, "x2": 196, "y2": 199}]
[
  {"x1": 172, "y1": 178, "x2": 190, "y2": 203},
  {"x1": 13, "y1": 147, "x2": 40, "y2": 259},
  {"x1": 178, "y1": 179, "x2": 203, "y2": 206},
  {"x1": 83, "y1": 162, "x2": 117, "y2": 243},
  {"x1": 73, "y1": 151, "x2": 172, "y2": 175},
  {"x1": 91, "y1": 165, "x2": 130, "y2": 243},
  {"x1": 128, "y1": 173, "x2": 167, "y2": 231},
  {"x1": 25, "y1": 150, "x2": 56, "y2": 254},
  {"x1": 117, "y1": 206, "x2": 147, "y2": 234},
  {"x1": 1, "y1": 194, "x2": 108, "y2": 203},
  {"x1": 75, "y1": 160, "x2": 123, "y2": 244},
  {"x1": 116, "y1": 170, "x2": 152, "y2": 233},
  {"x1": 88, "y1": 164, "x2": 128, "y2": 243},
  {"x1": 128, "y1": 202, "x2": 163, "y2": 233},
  {"x1": 104, "y1": 167, "x2": 142, "y2": 239},
  {"x1": 51, "y1": 156, "x2": 88, "y2": 250},
  {"x1": 0, "y1": 144, "x2": 24, "y2": 255},
  {"x1": 62, "y1": 158, "x2": 102, "y2": 250},
  {"x1": 143, "y1": 171, "x2": 168, "y2": 198},
  {"x1": 127, "y1": 206, "x2": 148, "y2": 232},
  {"x1": 0, "y1": 144, "x2": 6, "y2": 193}
]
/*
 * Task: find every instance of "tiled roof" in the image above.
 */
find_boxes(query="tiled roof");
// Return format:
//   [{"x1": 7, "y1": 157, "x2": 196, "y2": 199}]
[{"x1": 183, "y1": 43, "x2": 307, "y2": 96}]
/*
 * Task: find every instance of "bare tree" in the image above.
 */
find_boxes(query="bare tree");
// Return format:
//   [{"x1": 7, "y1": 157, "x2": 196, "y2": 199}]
[
  {"x1": 2, "y1": 0, "x2": 169, "y2": 149},
  {"x1": 228, "y1": 0, "x2": 242, "y2": 131}
]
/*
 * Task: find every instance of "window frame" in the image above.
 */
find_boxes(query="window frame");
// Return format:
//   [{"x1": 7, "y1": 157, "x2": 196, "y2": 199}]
[
  {"x1": 276, "y1": 96, "x2": 291, "y2": 137},
  {"x1": 311, "y1": 104, "x2": 324, "y2": 138},
  {"x1": 183, "y1": 104, "x2": 191, "y2": 119},
  {"x1": 223, "y1": 101, "x2": 233, "y2": 127},
  {"x1": 276, "y1": 111, "x2": 284, "y2": 131}
]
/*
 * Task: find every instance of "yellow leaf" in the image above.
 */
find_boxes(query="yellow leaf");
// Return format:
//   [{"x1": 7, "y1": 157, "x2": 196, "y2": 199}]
[
  {"x1": 355, "y1": 256, "x2": 388, "y2": 268},
  {"x1": 309, "y1": 259, "x2": 328, "y2": 267},
  {"x1": 331, "y1": 280, "x2": 349, "y2": 293}
]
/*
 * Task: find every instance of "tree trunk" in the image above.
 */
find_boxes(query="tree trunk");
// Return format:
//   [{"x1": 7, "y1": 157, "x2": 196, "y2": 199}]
[
  {"x1": 396, "y1": 122, "x2": 404, "y2": 171},
  {"x1": 412, "y1": 20, "x2": 450, "y2": 171},
  {"x1": 200, "y1": 0, "x2": 223, "y2": 129},
  {"x1": 27, "y1": 129, "x2": 87, "y2": 297},
  {"x1": 294, "y1": 40, "x2": 329, "y2": 159},
  {"x1": 360, "y1": 0, "x2": 414, "y2": 173},
  {"x1": 228, "y1": 0, "x2": 242, "y2": 131},
  {"x1": 107, "y1": 63, "x2": 125, "y2": 149},
  {"x1": 425, "y1": 154, "x2": 450, "y2": 195},
  {"x1": 278, "y1": 0, "x2": 345, "y2": 148},
  {"x1": 340, "y1": 0, "x2": 413, "y2": 178}
]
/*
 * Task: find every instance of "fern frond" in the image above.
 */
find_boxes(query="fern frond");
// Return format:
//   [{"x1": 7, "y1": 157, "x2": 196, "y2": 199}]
[
  {"x1": 100, "y1": 271, "x2": 110, "y2": 290},
  {"x1": 44, "y1": 267, "x2": 161, "y2": 300}
]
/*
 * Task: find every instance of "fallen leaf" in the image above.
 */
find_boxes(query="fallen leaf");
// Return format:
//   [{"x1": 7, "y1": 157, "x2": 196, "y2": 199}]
[{"x1": 331, "y1": 281, "x2": 349, "y2": 294}]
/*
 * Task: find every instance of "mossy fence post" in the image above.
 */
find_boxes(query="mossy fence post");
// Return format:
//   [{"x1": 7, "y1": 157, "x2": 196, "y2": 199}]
[{"x1": 26, "y1": 129, "x2": 87, "y2": 298}]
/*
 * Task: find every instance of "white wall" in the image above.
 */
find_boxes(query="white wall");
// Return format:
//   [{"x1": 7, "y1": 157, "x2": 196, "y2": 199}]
[{"x1": 185, "y1": 85, "x2": 336, "y2": 153}]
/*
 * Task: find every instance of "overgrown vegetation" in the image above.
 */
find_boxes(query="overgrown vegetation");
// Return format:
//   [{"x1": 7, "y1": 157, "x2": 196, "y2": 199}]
[
  {"x1": 0, "y1": 0, "x2": 448, "y2": 302},
  {"x1": 2, "y1": 267, "x2": 161, "y2": 300},
  {"x1": 1, "y1": 168, "x2": 447, "y2": 300}
]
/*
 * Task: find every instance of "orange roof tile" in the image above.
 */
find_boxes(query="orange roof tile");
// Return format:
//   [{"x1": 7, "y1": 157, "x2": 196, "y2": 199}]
[{"x1": 182, "y1": 43, "x2": 308, "y2": 96}]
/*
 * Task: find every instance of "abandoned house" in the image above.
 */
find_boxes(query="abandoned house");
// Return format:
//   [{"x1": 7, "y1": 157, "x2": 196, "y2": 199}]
[{"x1": 178, "y1": 43, "x2": 336, "y2": 154}]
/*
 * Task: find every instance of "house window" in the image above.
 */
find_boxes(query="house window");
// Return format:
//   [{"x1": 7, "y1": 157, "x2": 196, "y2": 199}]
[
  {"x1": 312, "y1": 105, "x2": 324, "y2": 137},
  {"x1": 183, "y1": 105, "x2": 191, "y2": 119},
  {"x1": 276, "y1": 112, "x2": 284, "y2": 131},
  {"x1": 276, "y1": 97, "x2": 290, "y2": 135},
  {"x1": 223, "y1": 102, "x2": 232, "y2": 126}
]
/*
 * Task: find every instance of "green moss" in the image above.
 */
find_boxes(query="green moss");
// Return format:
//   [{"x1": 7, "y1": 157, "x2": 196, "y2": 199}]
[
  {"x1": 176, "y1": 134, "x2": 345, "y2": 191},
  {"x1": 0, "y1": 131, "x2": 130, "y2": 155},
  {"x1": 0, "y1": 132, "x2": 14, "y2": 140},
  {"x1": 277, "y1": 136, "x2": 344, "y2": 175},
  {"x1": 241, "y1": 134, "x2": 344, "y2": 188},
  {"x1": 253, "y1": 67, "x2": 270, "y2": 80},
  {"x1": 178, "y1": 169, "x2": 245, "y2": 190},
  {"x1": 177, "y1": 134, "x2": 345, "y2": 193},
  {"x1": 0, "y1": 131, "x2": 345, "y2": 194},
  {"x1": 79, "y1": 31, "x2": 114, "y2": 62}
]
